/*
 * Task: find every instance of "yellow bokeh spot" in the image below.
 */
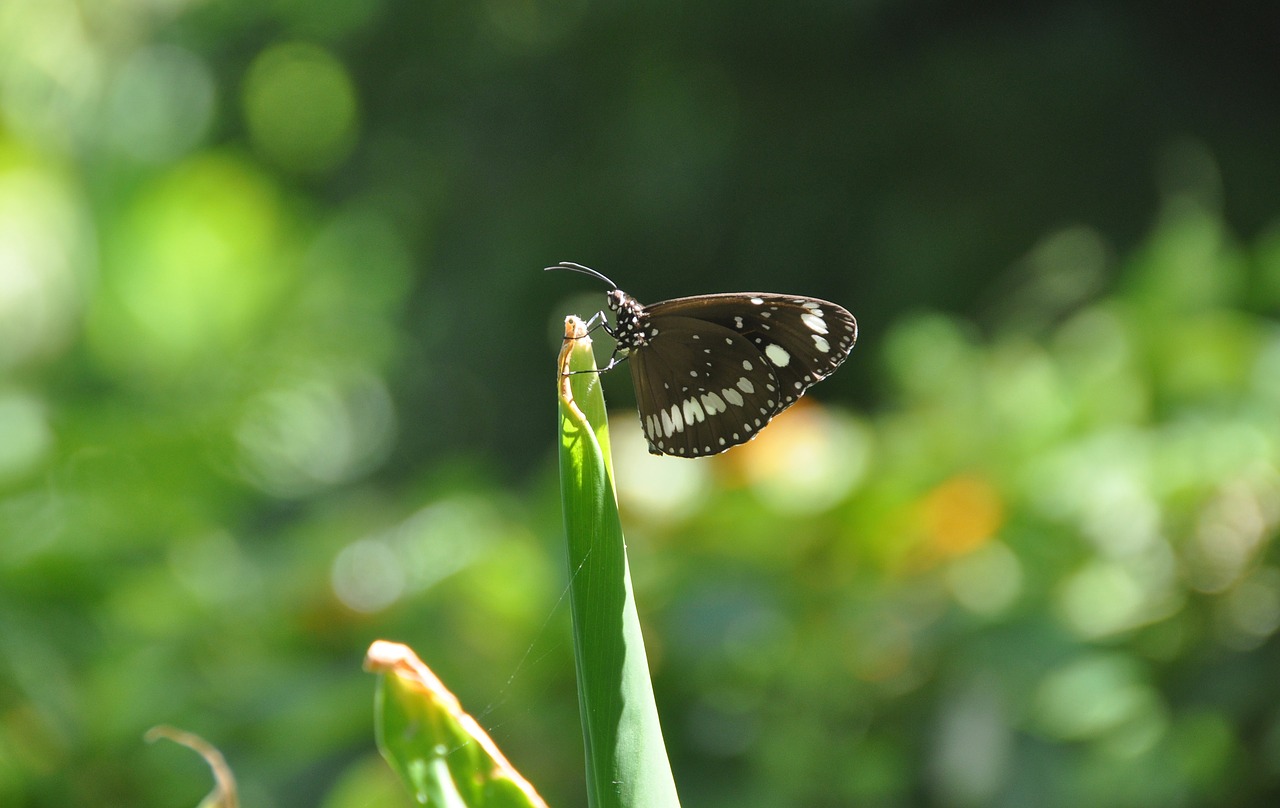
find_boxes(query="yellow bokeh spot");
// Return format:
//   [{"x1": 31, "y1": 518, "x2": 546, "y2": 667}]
[
  {"x1": 242, "y1": 42, "x2": 358, "y2": 174},
  {"x1": 725, "y1": 398, "x2": 870, "y2": 513},
  {"x1": 919, "y1": 474, "x2": 1004, "y2": 557}
]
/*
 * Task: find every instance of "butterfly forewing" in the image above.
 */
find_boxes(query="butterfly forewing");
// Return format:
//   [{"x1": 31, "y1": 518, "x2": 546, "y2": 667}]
[{"x1": 647, "y1": 293, "x2": 856, "y2": 398}]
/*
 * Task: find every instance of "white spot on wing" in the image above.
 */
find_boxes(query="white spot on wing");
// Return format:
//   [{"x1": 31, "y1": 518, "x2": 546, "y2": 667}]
[
  {"x1": 801, "y1": 312, "x2": 828, "y2": 334},
  {"x1": 750, "y1": 297, "x2": 763, "y2": 305},
  {"x1": 660, "y1": 409, "x2": 674, "y2": 437},
  {"x1": 813, "y1": 334, "x2": 830, "y2": 353},
  {"x1": 683, "y1": 396, "x2": 706, "y2": 423},
  {"x1": 702, "y1": 391, "x2": 726, "y2": 414},
  {"x1": 723, "y1": 387, "x2": 744, "y2": 407},
  {"x1": 765, "y1": 343, "x2": 791, "y2": 367},
  {"x1": 736, "y1": 377, "x2": 755, "y2": 394}
]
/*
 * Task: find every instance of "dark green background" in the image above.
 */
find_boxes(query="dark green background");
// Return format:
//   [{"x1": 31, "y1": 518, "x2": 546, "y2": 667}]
[{"x1": 2, "y1": 1, "x2": 1279, "y2": 806}]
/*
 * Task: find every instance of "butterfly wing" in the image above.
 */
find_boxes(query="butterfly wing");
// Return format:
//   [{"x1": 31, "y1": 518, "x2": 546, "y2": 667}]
[
  {"x1": 646, "y1": 293, "x2": 857, "y2": 409},
  {"x1": 629, "y1": 316, "x2": 787, "y2": 457}
]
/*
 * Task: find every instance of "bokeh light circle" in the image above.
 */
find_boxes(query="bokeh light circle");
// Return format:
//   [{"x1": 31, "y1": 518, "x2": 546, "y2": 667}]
[{"x1": 242, "y1": 42, "x2": 359, "y2": 174}]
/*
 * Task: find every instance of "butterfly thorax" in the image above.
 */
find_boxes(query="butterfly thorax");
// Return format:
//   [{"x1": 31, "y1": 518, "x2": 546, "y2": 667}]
[{"x1": 607, "y1": 289, "x2": 650, "y2": 350}]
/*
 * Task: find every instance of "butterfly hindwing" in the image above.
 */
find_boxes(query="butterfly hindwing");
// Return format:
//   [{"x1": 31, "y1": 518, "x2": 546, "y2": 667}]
[{"x1": 629, "y1": 316, "x2": 786, "y2": 457}]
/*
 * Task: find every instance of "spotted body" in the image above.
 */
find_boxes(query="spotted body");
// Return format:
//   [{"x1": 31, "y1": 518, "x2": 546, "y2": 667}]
[{"x1": 549, "y1": 262, "x2": 858, "y2": 458}]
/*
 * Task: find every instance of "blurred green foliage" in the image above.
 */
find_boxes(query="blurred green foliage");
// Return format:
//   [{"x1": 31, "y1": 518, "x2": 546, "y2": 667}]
[{"x1": 1, "y1": 1, "x2": 1279, "y2": 807}]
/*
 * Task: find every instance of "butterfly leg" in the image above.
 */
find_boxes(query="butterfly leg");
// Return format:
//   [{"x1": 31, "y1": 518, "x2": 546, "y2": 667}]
[
  {"x1": 561, "y1": 344, "x2": 630, "y2": 376},
  {"x1": 595, "y1": 347, "x2": 630, "y2": 372},
  {"x1": 568, "y1": 310, "x2": 613, "y2": 338},
  {"x1": 561, "y1": 312, "x2": 627, "y2": 375}
]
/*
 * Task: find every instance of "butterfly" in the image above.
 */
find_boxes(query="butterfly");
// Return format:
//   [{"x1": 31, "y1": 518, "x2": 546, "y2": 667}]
[{"x1": 547, "y1": 262, "x2": 857, "y2": 457}]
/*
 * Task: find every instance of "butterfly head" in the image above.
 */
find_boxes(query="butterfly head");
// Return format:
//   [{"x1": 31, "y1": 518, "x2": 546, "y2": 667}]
[{"x1": 544, "y1": 261, "x2": 650, "y2": 347}]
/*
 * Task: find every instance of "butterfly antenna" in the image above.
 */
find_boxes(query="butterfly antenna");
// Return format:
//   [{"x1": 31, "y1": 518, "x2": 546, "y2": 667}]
[{"x1": 544, "y1": 261, "x2": 619, "y2": 290}]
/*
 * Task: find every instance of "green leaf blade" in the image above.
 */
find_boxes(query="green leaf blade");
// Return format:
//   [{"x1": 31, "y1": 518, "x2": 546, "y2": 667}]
[
  {"x1": 367, "y1": 641, "x2": 549, "y2": 808},
  {"x1": 555, "y1": 317, "x2": 681, "y2": 808}
]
